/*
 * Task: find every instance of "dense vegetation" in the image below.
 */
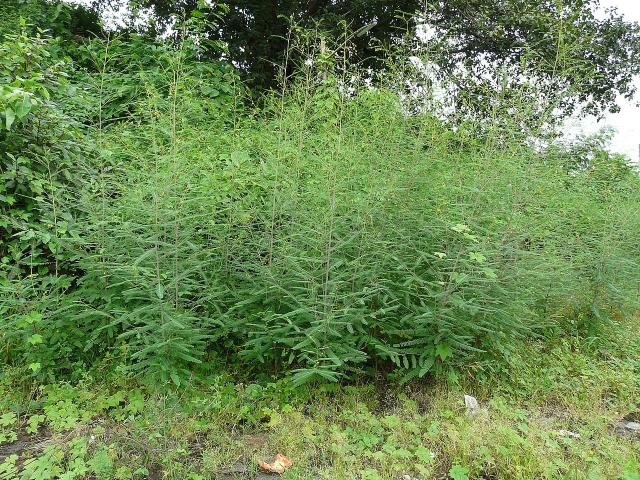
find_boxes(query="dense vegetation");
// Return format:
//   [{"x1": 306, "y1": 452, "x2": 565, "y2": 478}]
[
  {"x1": 1, "y1": 1, "x2": 640, "y2": 477},
  {"x1": 1, "y1": 0, "x2": 639, "y2": 386}
]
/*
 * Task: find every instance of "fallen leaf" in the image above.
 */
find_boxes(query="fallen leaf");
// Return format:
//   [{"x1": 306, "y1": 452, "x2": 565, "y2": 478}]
[{"x1": 258, "y1": 453, "x2": 293, "y2": 474}]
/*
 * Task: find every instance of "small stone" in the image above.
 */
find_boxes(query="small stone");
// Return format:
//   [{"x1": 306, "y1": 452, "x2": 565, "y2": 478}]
[
  {"x1": 464, "y1": 394, "x2": 479, "y2": 416},
  {"x1": 402, "y1": 475, "x2": 412, "y2": 480},
  {"x1": 614, "y1": 420, "x2": 640, "y2": 437},
  {"x1": 622, "y1": 421, "x2": 640, "y2": 431}
]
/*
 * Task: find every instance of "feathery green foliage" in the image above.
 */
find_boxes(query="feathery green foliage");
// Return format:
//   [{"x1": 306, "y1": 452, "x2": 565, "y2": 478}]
[{"x1": 1, "y1": 17, "x2": 639, "y2": 387}]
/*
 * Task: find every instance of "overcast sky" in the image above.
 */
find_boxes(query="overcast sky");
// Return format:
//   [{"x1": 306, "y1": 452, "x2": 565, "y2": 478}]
[{"x1": 574, "y1": 0, "x2": 640, "y2": 161}]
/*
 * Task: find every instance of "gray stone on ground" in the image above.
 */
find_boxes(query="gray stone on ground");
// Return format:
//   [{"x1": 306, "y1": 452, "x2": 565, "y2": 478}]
[
  {"x1": 614, "y1": 420, "x2": 640, "y2": 437},
  {"x1": 464, "y1": 394, "x2": 479, "y2": 416},
  {"x1": 621, "y1": 421, "x2": 640, "y2": 431}
]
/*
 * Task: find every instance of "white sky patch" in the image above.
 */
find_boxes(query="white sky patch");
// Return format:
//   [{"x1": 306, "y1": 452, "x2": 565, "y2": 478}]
[
  {"x1": 65, "y1": 0, "x2": 133, "y2": 30},
  {"x1": 416, "y1": 23, "x2": 437, "y2": 43}
]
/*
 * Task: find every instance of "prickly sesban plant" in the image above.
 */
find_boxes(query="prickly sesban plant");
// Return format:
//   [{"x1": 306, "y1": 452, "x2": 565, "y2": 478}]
[
  {"x1": 74, "y1": 16, "x2": 242, "y2": 386},
  {"x1": 2, "y1": 17, "x2": 639, "y2": 386},
  {"x1": 214, "y1": 27, "x2": 640, "y2": 384}
]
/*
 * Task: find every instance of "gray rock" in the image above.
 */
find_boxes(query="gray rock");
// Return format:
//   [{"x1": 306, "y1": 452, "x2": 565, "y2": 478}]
[
  {"x1": 614, "y1": 420, "x2": 640, "y2": 437},
  {"x1": 464, "y1": 394, "x2": 479, "y2": 416},
  {"x1": 219, "y1": 463, "x2": 248, "y2": 474},
  {"x1": 256, "y1": 474, "x2": 280, "y2": 480},
  {"x1": 621, "y1": 421, "x2": 640, "y2": 431}
]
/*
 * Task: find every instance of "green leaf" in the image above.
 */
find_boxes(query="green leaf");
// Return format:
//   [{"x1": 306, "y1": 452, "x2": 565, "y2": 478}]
[
  {"x1": 51, "y1": 2, "x2": 64, "y2": 21},
  {"x1": 0, "y1": 412, "x2": 17, "y2": 427},
  {"x1": 360, "y1": 468, "x2": 382, "y2": 480},
  {"x1": 28, "y1": 334, "x2": 43, "y2": 345},
  {"x1": 468, "y1": 252, "x2": 486, "y2": 263},
  {"x1": 621, "y1": 468, "x2": 640, "y2": 480},
  {"x1": 24, "y1": 312, "x2": 43, "y2": 325},
  {"x1": 435, "y1": 343, "x2": 453, "y2": 362},
  {"x1": 4, "y1": 107, "x2": 15, "y2": 130},
  {"x1": 414, "y1": 445, "x2": 434, "y2": 464},
  {"x1": 230, "y1": 150, "x2": 250, "y2": 163},
  {"x1": 449, "y1": 464, "x2": 469, "y2": 480},
  {"x1": 482, "y1": 267, "x2": 497, "y2": 279},
  {"x1": 418, "y1": 355, "x2": 435, "y2": 377},
  {"x1": 15, "y1": 95, "x2": 31, "y2": 119},
  {"x1": 28, "y1": 362, "x2": 41, "y2": 372},
  {"x1": 451, "y1": 223, "x2": 470, "y2": 233}
]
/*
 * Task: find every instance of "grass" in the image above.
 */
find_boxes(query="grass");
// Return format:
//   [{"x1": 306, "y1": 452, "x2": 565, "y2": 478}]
[{"x1": 1, "y1": 315, "x2": 639, "y2": 480}]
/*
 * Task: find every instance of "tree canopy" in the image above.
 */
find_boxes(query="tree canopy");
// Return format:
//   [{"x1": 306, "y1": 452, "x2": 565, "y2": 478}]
[
  {"x1": 5, "y1": 0, "x2": 639, "y2": 118},
  {"x1": 81, "y1": 0, "x2": 640, "y2": 119}
]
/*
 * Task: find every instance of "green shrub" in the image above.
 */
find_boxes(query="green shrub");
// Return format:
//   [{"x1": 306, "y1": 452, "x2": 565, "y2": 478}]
[
  {"x1": 2, "y1": 23, "x2": 638, "y2": 386},
  {"x1": 0, "y1": 26, "x2": 90, "y2": 377},
  {"x1": 80, "y1": 59, "x2": 640, "y2": 385}
]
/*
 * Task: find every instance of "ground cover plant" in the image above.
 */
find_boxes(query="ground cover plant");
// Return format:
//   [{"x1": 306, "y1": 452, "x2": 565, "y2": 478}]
[
  {"x1": 1, "y1": 0, "x2": 640, "y2": 478},
  {"x1": 1, "y1": 314, "x2": 639, "y2": 479}
]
